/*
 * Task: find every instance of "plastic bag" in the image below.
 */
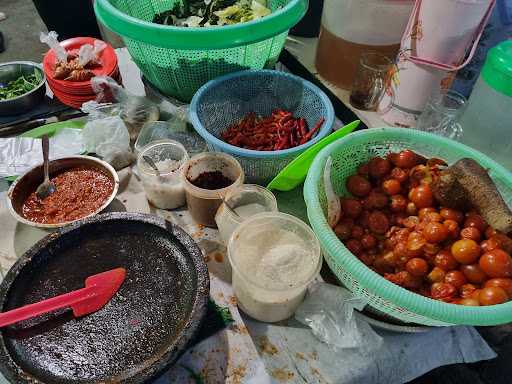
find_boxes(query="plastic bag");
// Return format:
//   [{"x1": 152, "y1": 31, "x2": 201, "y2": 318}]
[
  {"x1": 77, "y1": 40, "x2": 107, "y2": 67},
  {"x1": 295, "y1": 283, "x2": 383, "y2": 353},
  {"x1": 91, "y1": 76, "x2": 160, "y2": 142},
  {"x1": 40, "y1": 31, "x2": 67, "y2": 63},
  {"x1": 81, "y1": 101, "x2": 134, "y2": 170},
  {"x1": 0, "y1": 129, "x2": 85, "y2": 178}
]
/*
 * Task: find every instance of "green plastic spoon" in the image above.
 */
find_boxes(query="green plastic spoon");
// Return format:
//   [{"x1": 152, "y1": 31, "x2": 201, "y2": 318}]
[{"x1": 267, "y1": 120, "x2": 360, "y2": 191}]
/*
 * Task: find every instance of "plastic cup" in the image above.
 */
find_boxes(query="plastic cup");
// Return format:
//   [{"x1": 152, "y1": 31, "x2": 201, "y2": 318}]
[
  {"x1": 137, "y1": 140, "x2": 189, "y2": 210},
  {"x1": 181, "y1": 152, "x2": 244, "y2": 227},
  {"x1": 228, "y1": 212, "x2": 322, "y2": 322},
  {"x1": 215, "y1": 184, "x2": 278, "y2": 245}
]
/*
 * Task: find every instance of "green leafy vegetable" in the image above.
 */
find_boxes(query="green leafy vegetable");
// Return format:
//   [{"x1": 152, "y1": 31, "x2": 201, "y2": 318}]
[
  {"x1": 0, "y1": 69, "x2": 43, "y2": 101},
  {"x1": 152, "y1": 0, "x2": 270, "y2": 27}
]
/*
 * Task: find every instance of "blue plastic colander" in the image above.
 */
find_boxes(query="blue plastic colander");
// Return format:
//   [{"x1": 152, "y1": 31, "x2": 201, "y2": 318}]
[{"x1": 189, "y1": 70, "x2": 335, "y2": 185}]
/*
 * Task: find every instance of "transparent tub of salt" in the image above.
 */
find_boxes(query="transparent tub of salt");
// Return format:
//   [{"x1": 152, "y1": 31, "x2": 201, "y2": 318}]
[
  {"x1": 136, "y1": 140, "x2": 189, "y2": 209},
  {"x1": 215, "y1": 184, "x2": 278, "y2": 245},
  {"x1": 228, "y1": 212, "x2": 322, "y2": 323}
]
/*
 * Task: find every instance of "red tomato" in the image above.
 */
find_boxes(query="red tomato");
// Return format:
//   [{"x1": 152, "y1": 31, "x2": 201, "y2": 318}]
[
  {"x1": 368, "y1": 211, "x2": 390, "y2": 234},
  {"x1": 357, "y1": 163, "x2": 369, "y2": 177},
  {"x1": 351, "y1": 225, "x2": 364, "y2": 239},
  {"x1": 334, "y1": 223, "x2": 352, "y2": 240},
  {"x1": 340, "y1": 198, "x2": 363, "y2": 219},
  {"x1": 357, "y1": 210, "x2": 371, "y2": 228},
  {"x1": 424, "y1": 212, "x2": 443, "y2": 222},
  {"x1": 367, "y1": 190, "x2": 389, "y2": 209},
  {"x1": 368, "y1": 157, "x2": 391, "y2": 178},
  {"x1": 451, "y1": 239, "x2": 481, "y2": 264},
  {"x1": 423, "y1": 222, "x2": 449, "y2": 243},
  {"x1": 484, "y1": 278, "x2": 512, "y2": 298},
  {"x1": 460, "y1": 227, "x2": 482, "y2": 242},
  {"x1": 460, "y1": 283, "x2": 478, "y2": 298},
  {"x1": 390, "y1": 195, "x2": 407, "y2": 212},
  {"x1": 418, "y1": 208, "x2": 436, "y2": 220},
  {"x1": 359, "y1": 253, "x2": 375, "y2": 266},
  {"x1": 440, "y1": 208, "x2": 464, "y2": 223},
  {"x1": 485, "y1": 226, "x2": 497, "y2": 239},
  {"x1": 346, "y1": 175, "x2": 371, "y2": 197},
  {"x1": 459, "y1": 298, "x2": 480, "y2": 306},
  {"x1": 392, "y1": 150, "x2": 422, "y2": 168},
  {"x1": 361, "y1": 234, "x2": 377, "y2": 249},
  {"x1": 479, "y1": 287, "x2": 508, "y2": 306},
  {"x1": 431, "y1": 282, "x2": 457, "y2": 300},
  {"x1": 408, "y1": 184, "x2": 433, "y2": 209},
  {"x1": 346, "y1": 239, "x2": 363, "y2": 256},
  {"x1": 391, "y1": 167, "x2": 408, "y2": 183},
  {"x1": 464, "y1": 214, "x2": 487, "y2": 232},
  {"x1": 443, "y1": 219, "x2": 460, "y2": 239},
  {"x1": 434, "y1": 249, "x2": 459, "y2": 271},
  {"x1": 406, "y1": 258, "x2": 429, "y2": 277},
  {"x1": 490, "y1": 233, "x2": 512, "y2": 254},
  {"x1": 406, "y1": 202, "x2": 418, "y2": 216},
  {"x1": 427, "y1": 267, "x2": 446, "y2": 283},
  {"x1": 444, "y1": 270, "x2": 467, "y2": 289},
  {"x1": 461, "y1": 264, "x2": 488, "y2": 284},
  {"x1": 481, "y1": 238, "x2": 500, "y2": 253},
  {"x1": 393, "y1": 242, "x2": 409, "y2": 265},
  {"x1": 382, "y1": 179, "x2": 401, "y2": 195},
  {"x1": 479, "y1": 249, "x2": 512, "y2": 278}
]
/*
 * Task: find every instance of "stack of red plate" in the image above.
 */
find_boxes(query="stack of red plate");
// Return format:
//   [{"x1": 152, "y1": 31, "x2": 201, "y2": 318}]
[{"x1": 43, "y1": 37, "x2": 120, "y2": 109}]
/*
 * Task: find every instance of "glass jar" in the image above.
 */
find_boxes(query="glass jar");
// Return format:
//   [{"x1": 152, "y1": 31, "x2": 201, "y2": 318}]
[
  {"x1": 416, "y1": 89, "x2": 466, "y2": 140},
  {"x1": 215, "y1": 184, "x2": 278, "y2": 245},
  {"x1": 349, "y1": 51, "x2": 393, "y2": 111},
  {"x1": 136, "y1": 140, "x2": 189, "y2": 210}
]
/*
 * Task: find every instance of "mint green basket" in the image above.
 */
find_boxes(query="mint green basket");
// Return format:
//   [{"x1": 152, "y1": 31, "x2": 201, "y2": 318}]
[
  {"x1": 94, "y1": 0, "x2": 307, "y2": 102},
  {"x1": 304, "y1": 128, "x2": 512, "y2": 327}
]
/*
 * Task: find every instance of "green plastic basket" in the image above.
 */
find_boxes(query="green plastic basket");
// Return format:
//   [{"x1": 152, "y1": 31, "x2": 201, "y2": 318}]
[
  {"x1": 94, "y1": 0, "x2": 307, "y2": 101},
  {"x1": 304, "y1": 127, "x2": 512, "y2": 327}
]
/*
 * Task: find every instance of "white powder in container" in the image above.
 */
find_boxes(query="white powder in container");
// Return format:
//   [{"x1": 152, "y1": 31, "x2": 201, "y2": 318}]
[
  {"x1": 139, "y1": 159, "x2": 186, "y2": 210},
  {"x1": 229, "y1": 213, "x2": 321, "y2": 323}
]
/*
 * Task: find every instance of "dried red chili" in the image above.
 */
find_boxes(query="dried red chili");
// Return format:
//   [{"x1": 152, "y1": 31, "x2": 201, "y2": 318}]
[{"x1": 221, "y1": 109, "x2": 325, "y2": 151}]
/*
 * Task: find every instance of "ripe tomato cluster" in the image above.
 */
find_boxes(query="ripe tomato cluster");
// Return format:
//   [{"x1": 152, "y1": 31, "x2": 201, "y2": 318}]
[{"x1": 335, "y1": 150, "x2": 512, "y2": 306}]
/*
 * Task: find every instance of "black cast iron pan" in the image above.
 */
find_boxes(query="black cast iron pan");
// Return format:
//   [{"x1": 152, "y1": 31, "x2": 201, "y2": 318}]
[{"x1": 0, "y1": 212, "x2": 209, "y2": 383}]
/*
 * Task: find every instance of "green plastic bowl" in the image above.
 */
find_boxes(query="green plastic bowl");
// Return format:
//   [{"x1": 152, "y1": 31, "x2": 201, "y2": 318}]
[
  {"x1": 304, "y1": 127, "x2": 512, "y2": 327},
  {"x1": 94, "y1": 0, "x2": 307, "y2": 101}
]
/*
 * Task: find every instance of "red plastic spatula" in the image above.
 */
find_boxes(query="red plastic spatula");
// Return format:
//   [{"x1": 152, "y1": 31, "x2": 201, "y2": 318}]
[{"x1": 0, "y1": 268, "x2": 126, "y2": 327}]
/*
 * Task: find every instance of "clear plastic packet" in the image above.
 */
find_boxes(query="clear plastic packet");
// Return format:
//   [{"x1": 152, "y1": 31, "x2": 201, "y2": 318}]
[
  {"x1": 40, "y1": 31, "x2": 67, "y2": 63},
  {"x1": 295, "y1": 283, "x2": 383, "y2": 353},
  {"x1": 81, "y1": 101, "x2": 134, "y2": 170},
  {"x1": 77, "y1": 40, "x2": 107, "y2": 67},
  {"x1": 0, "y1": 129, "x2": 85, "y2": 178},
  {"x1": 91, "y1": 76, "x2": 160, "y2": 142}
]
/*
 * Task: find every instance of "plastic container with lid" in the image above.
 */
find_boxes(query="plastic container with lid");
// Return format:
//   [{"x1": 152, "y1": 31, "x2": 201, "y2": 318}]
[
  {"x1": 137, "y1": 140, "x2": 189, "y2": 210},
  {"x1": 215, "y1": 184, "x2": 278, "y2": 245},
  {"x1": 228, "y1": 212, "x2": 322, "y2": 322},
  {"x1": 460, "y1": 40, "x2": 512, "y2": 170},
  {"x1": 181, "y1": 152, "x2": 244, "y2": 227},
  {"x1": 315, "y1": 0, "x2": 413, "y2": 89}
]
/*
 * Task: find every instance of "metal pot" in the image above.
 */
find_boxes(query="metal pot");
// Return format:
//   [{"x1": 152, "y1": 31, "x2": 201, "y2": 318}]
[{"x1": 0, "y1": 61, "x2": 47, "y2": 116}]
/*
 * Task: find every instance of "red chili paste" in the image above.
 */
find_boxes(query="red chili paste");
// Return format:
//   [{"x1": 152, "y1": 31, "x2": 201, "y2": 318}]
[{"x1": 22, "y1": 167, "x2": 114, "y2": 224}]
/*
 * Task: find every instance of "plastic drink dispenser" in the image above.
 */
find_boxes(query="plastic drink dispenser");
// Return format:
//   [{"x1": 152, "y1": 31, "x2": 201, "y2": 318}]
[
  {"x1": 380, "y1": 0, "x2": 495, "y2": 127},
  {"x1": 315, "y1": 0, "x2": 414, "y2": 90},
  {"x1": 460, "y1": 41, "x2": 512, "y2": 170}
]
